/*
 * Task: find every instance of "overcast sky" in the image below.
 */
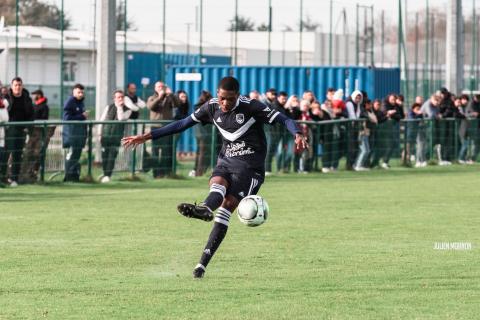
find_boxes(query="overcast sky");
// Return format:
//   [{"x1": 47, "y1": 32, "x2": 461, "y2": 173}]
[{"x1": 56, "y1": 0, "x2": 457, "y2": 34}]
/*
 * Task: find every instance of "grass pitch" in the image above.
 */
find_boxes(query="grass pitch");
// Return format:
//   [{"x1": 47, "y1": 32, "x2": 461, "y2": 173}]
[{"x1": 1, "y1": 165, "x2": 479, "y2": 319}]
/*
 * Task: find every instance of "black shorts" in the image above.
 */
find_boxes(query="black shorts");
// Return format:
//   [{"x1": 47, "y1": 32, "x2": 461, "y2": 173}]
[{"x1": 211, "y1": 165, "x2": 264, "y2": 201}]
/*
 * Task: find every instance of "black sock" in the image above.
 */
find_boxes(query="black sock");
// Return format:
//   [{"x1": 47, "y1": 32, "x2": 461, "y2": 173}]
[
  {"x1": 197, "y1": 207, "x2": 231, "y2": 269},
  {"x1": 203, "y1": 183, "x2": 226, "y2": 212}
]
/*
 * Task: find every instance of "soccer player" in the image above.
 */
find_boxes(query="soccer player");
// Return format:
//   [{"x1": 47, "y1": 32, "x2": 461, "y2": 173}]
[{"x1": 122, "y1": 77, "x2": 308, "y2": 278}]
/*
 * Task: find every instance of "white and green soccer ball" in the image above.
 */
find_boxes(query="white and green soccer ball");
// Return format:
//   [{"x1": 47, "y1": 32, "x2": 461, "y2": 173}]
[{"x1": 237, "y1": 195, "x2": 269, "y2": 227}]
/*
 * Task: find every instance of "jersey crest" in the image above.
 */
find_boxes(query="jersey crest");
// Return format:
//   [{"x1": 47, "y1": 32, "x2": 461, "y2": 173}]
[{"x1": 235, "y1": 113, "x2": 245, "y2": 124}]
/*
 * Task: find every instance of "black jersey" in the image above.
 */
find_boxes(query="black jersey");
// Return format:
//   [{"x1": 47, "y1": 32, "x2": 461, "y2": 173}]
[{"x1": 191, "y1": 96, "x2": 281, "y2": 173}]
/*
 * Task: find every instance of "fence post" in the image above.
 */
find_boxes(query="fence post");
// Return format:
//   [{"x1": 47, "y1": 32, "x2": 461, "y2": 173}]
[
  {"x1": 131, "y1": 122, "x2": 138, "y2": 177},
  {"x1": 315, "y1": 123, "x2": 320, "y2": 171},
  {"x1": 172, "y1": 131, "x2": 177, "y2": 175},
  {"x1": 39, "y1": 122, "x2": 47, "y2": 183},
  {"x1": 87, "y1": 122, "x2": 93, "y2": 179},
  {"x1": 428, "y1": 119, "x2": 435, "y2": 160},
  {"x1": 454, "y1": 119, "x2": 458, "y2": 161},
  {"x1": 403, "y1": 120, "x2": 408, "y2": 166},
  {"x1": 346, "y1": 120, "x2": 351, "y2": 169}
]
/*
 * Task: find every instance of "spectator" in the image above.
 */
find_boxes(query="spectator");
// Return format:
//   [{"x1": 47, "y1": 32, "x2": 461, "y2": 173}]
[
  {"x1": 283, "y1": 95, "x2": 301, "y2": 172},
  {"x1": 3, "y1": 77, "x2": 34, "y2": 186},
  {"x1": 415, "y1": 95, "x2": 425, "y2": 105},
  {"x1": 302, "y1": 90, "x2": 316, "y2": 104},
  {"x1": 1, "y1": 86, "x2": 9, "y2": 98},
  {"x1": 124, "y1": 83, "x2": 146, "y2": 120},
  {"x1": 438, "y1": 88, "x2": 456, "y2": 165},
  {"x1": 326, "y1": 87, "x2": 336, "y2": 102},
  {"x1": 321, "y1": 98, "x2": 343, "y2": 172},
  {"x1": 261, "y1": 88, "x2": 277, "y2": 108},
  {"x1": 467, "y1": 94, "x2": 480, "y2": 163},
  {"x1": 266, "y1": 91, "x2": 289, "y2": 173},
  {"x1": 191, "y1": 90, "x2": 214, "y2": 177},
  {"x1": 420, "y1": 94, "x2": 441, "y2": 162},
  {"x1": 147, "y1": 81, "x2": 178, "y2": 178},
  {"x1": 99, "y1": 90, "x2": 132, "y2": 183},
  {"x1": 457, "y1": 94, "x2": 471, "y2": 164},
  {"x1": 354, "y1": 99, "x2": 377, "y2": 171},
  {"x1": 408, "y1": 103, "x2": 427, "y2": 168},
  {"x1": 381, "y1": 93, "x2": 405, "y2": 169},
  {"x1": 261, "y1": 88, "x2": 277, "y2": 175},
  {"x1": 345, "y1": 90, "x2": 363, "y2": 170},
  {"x1": 174, "y1": 90, "x2": 190, "y2": 120},
  {"x1": 296, "y1": 99, "x2": 313, "y2": 173},
  {"x1": 0, "y1": 94, "x2": 9, "y2": 186},
  {"x1": 19, "y1": 89, "x2": 50, "y2": 183},
  {"x1": 249, "y1": 90, "x2": 260, "y2": 100},
  {"x1": 369, "y1": 99, "x2": 387, "y2": 168},
  {"x1": 63, "y1": 83, "x2": 88, "y2": 182}
]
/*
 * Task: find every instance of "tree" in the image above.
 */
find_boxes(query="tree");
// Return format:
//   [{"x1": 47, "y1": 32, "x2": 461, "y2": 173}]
[
  {"x1": 0, "y1": 0, "x2": 71, "y2": 30},
  {"x1": 116, "y1": 1, "x2": 136, "y2": 31},
  {"x1": 257, "y1": 23, "x2": 269, "y2": 31},
  {"x1": 299, "y1": 15, "x2": 321, "y2": 32},
  {"x1": 227, "y1": 15, "x2": 255, "y2": 31}
]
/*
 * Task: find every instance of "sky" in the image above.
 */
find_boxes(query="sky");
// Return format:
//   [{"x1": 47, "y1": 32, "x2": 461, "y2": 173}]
[{"x1": 52, "y1": 0, "x2": 455, "y2": 34}]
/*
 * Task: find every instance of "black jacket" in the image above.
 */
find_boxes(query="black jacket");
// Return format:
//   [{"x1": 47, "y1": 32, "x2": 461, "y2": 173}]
[
  {"x1": 33, "y1": 97, "x2": 49, "y2": 120},
  {"x1": 383, "y1": 99, "x2": 405, "y2": 122},
  {"x1": 5, "y1": 88, "x2": 34, "y2": 122}
]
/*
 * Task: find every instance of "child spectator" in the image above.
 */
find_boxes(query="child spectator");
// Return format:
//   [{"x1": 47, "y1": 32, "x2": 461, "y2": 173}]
[{"x1": 354, "y1": 99, "x2": 377, "y2": 171}]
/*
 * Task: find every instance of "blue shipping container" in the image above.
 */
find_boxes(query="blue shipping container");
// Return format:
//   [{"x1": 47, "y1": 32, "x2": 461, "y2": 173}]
[
  {"x1": 127, "y1": 52, "x2": 231, "y2": 88},
  {"x1": 166, "y1": 65, "x2": 400, "y2": 152}
]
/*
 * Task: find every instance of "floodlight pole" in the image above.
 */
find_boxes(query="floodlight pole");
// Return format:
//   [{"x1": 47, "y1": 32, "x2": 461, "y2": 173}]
[
  {"x1": 15, "y1": 0, "x2": 19, "y2": 76},
  {"x1": 199, "y1": 0, "x2": 203, "y2": 63},
  {"x1": 234, "y1": 0, "x2": 239, "y2": 65},
  {"x1": 267, "y1": 0, "x2": 272, "y2": 65},
  {"x1": 299, "y1": 0, "x2": 303, "y2": 66},
  {"x1": 124, "y1": 0, "x2": 128, "y2": 88},
  {"x1": 161, "y1": 0, "x2": 166, "y2": 81},
  {"x1": 60, "y1": 0, "x2": 64, "y2": 106}
]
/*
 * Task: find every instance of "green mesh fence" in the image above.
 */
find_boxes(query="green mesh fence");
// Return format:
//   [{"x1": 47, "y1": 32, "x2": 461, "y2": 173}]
[{"x1": 0, "y1": 118, "x2": 479, "y2": 185}]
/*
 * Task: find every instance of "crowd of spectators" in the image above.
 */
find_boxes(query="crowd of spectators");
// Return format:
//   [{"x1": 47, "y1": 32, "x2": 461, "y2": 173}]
[{"x1": 1, "y1": 75, "x2": 479, "y2": 187}]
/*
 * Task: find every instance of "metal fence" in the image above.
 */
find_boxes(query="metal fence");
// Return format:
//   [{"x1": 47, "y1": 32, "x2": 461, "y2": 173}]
[{"x1": 0, "y1": 118, "x2": 478, "y2": 185}]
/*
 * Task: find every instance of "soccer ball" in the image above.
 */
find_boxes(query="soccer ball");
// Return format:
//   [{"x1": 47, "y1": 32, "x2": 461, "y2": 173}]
[{"x1": 237, "y1": 195, "x2": 269, "y2": 227}]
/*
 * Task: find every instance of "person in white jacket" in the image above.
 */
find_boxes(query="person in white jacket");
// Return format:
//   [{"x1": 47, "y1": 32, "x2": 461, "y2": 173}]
[
  {"x1": 99, "y1": 90, "x2": 132, "y2": 183},
  {"x1": 345, "y1": 90, "x2": 363, "y2": 169},
  {"x1": 0, "y1": 97, "x2": 9, "y2": 184}
]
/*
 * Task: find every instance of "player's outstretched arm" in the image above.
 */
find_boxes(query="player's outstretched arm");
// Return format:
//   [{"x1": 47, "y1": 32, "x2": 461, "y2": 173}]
[{"x1": 122, "y1": 115, "x2": 197, "y2": 149}]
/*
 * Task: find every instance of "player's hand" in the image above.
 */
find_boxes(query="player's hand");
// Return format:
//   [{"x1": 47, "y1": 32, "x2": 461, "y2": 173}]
[
  {"x1": 122, "y1": 135, "x2": 146, "y2": 149},
  {"x1": 295, "y1": 133, "x2": 309, "y2": 149}
]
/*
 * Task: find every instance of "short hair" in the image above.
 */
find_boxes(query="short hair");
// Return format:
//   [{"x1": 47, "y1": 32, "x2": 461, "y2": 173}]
[
  {"x1": 397, "y1": 94, "x2": 405, "y2": 102},
  {"x1": 127, "y1": 83, "x2": 136, "y2": 89},
  {"x1": 218, "y1": 76, "x2": 240, "y2": 93},
  {"x1": 32, "y1": 89, "x2": 44, "y2": 97},
  {"x1": 411, "y1": 103, "x2": 421, "y2": 109},
  {"x1": 73, "y1": 83, "x2": 85, "y2": 91},
  {"x1": 327, "y1": 87, "x2": 336, "y2": 93},
  {"x1": 113, "y1": 89, "x2": 124, "y2": 97},
  {"x1": 11, "y1": 76, "x2": 23, "y2": 84},
  {"x1": 460, "y1": 94, "x2": 470, "y2": 101},
  {"x1": 278, "y1": 91, "x2": 288, "y2": 97},
  {"x1": 266, "y1": 88, "x2": 277, "y2": 94}
]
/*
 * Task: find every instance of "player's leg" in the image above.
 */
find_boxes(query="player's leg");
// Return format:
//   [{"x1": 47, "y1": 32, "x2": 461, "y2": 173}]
[
  {"x1": 193, "y1": 171, "x2": 264, "y2": 278},
  {"x1": 193, "y1": 194, "x2": 239, "y2": 278},
  {"x1": 177, "y1": 175, "x2": 229, "y2": 221}
]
